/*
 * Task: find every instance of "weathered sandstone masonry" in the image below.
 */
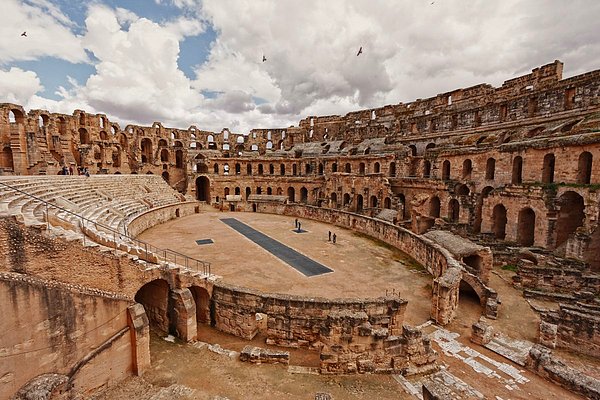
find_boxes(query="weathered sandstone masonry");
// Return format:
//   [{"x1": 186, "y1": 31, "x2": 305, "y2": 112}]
[{"x1": 212, "y1": 283, "x2": 436, "y2": 375}]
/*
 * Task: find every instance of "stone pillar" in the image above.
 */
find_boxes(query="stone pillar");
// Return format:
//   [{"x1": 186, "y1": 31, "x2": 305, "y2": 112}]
[
  {"x1": 471, "y1": 316, "x2": 494, "y2": 346},
  {"x1": 127, "y1": 303, "x2": 150, "y2": 376},
  {"x1": 430, "y1": 268, "x2": 461, "y2": 325},
  {"x1": 169, "y1": 288, "x2": 197, "y2": 342}
]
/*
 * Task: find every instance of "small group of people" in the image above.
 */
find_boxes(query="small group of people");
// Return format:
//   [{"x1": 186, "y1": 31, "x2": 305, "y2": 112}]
[
  {"x1": 294, "y1": 218, "x2": 302, "y2": 232},
  {"x1": 328, "y1": 230, "x2": 337, "y2": 244},
  {"x1": 57, "y1": 165, "x2": 89, "y2": 177}
]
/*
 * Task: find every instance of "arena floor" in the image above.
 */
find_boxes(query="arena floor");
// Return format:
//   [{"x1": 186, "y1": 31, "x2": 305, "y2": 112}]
[{"x1": 137, "y1": 211, "x2": 433, "y2": 324}]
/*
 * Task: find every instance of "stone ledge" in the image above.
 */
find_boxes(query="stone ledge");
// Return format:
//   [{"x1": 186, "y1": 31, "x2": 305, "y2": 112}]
[{"x1": 239, "y1": 345, "x2": 290, "y2": 365}]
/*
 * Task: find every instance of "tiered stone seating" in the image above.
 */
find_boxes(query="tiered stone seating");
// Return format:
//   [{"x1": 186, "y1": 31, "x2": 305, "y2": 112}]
[{"x1": 0, "y1": 175, "x2": 184, "y2": 233}]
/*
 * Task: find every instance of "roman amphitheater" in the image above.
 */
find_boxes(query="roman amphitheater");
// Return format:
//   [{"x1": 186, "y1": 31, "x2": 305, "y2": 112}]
[{"x1": 1, "y1": 60, "x2": 599, "y2": 399}]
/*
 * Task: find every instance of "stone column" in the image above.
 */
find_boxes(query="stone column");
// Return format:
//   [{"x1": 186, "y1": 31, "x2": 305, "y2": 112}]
[
  {"x1": 127, "y1": 303, "x2": 150, "y2": 376},
  {"x1": 169, "y1": 288, "x2": 197, "y2": 342}
]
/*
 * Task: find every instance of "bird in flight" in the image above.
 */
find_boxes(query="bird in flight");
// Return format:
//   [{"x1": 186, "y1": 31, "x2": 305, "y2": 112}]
[
  {"x1": 356, "y1": 46, "x2": 363, "y2": 56},
  {"x1": 21, "y1": 31, "x2": 27, "y2": 37},
  {"x1": 262, "y1": 55, "x2": 267, "y2": 62}
]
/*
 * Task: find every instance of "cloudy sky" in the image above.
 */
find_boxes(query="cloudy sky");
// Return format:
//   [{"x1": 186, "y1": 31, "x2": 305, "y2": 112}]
[{"x1": 1, "y1": 0, "x2": 599, "y2": 133}]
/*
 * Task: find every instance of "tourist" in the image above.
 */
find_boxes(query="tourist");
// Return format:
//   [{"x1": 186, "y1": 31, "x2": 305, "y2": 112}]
[
  {"x1": 297, "y1": 222, "x2": 301, "y2": 233},
  {"x1": 295, "y1": 218, "x2": 298, "y2": 228},
  {"x1": 68, "y1": 166, "x2": 73, "y2": 175},
  {"x1": 332, "y1": 233, "x2": 336, "y2": 244},
  {"x1": 84, "y1": 167, "x2": 90, "y2": 177},
  {"x1": 328, "y1": 231, "x2": 331, "y2": 241}
]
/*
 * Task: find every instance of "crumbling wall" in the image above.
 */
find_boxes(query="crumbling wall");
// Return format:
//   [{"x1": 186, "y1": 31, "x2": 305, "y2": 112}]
[{"x1": 0, "y1": 272, "x2": 149, "y2": 400}]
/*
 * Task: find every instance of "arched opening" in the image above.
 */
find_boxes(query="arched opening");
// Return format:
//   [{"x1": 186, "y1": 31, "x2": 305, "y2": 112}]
[
  {"x1": 425, "y1": 143, "x2": 436, "y2": 152},
  {"x1": 305, "y1": 163, "x2": 311, "y2": 175},
  {"x1": 119, "y1": 133, "x2": 128, "y2": 148},
  {"x1": 235, "y1": 163, "x2": 241, "y2": 175},
  {"x1": 374, "y1": 162, "x2": 380, "y2": 173},
  {"x1": 300, "y1": 187, "x2": 308, "y2": 204},
  {"x1": 269, "y1": 164, "x2": 274, "y2": 174},
  {"x1": 398, "y1": 193, "x2": 406, "y2": 219},
  {"x1": 246, "y1": 187, "x2": 251, "y2": 200},
  {"x1": 448, "y1": 199, "x2": 460, "y2": 222},
  {"x1": 140, "y1": 138, "x2": 153, "y2": 163},
  {"x1": 352, "y1": 194, "x2": 362, "y2": 212},
  {"x1": 359, "y1": 162, "x2": 366, "y2": 175},
  {"x1": 370, "y1": 195, "x2": 378, "y2": 208},
  {"x1": 280, "y1": 163, "x2": 285, "y2": 175},
  {"x1": 196, "y1": 176, "x2": 210, "y2": 201},
  {"x1": 189, "y1": 286, "x2": 211, "y2": 324},
  {"x1": 555, "y1": 191, "x2": 585, "y2": 248},
  {"x1": 135, "y1": 279, "x2": 170, "y2": 333},
  {"x1": 512, "y1": 156, "x2": 523, "y2": 184},
  {"x1": 79, "y1": 128, "x2": 90, "y2": 145},
  {"x1": 462, "y1": 159, "x2": 472, "y2": 180},
  {"x1": 224, "y1": 187, "x2": 230, "y2": 197},
  {"x1": 256, "y1": 186, "x2": 262, "y2": 195},
  {"x1": 1, "y1": 147, "x2": 14, "y2": 170},
  {"x1": 332, "y1": 163, "x2": 338, "y2": 173},
  {"x1": 246, "y1": 163, "x2": 252, "y2": 175},
  {"x1": 345, "y1": 163, "x2": 351, "y2": 173},
  {"x1": 429, "y1": 196, "x2": 441, "y2": 218},
  {"x1": 235, "y1": 187, "x2": 241, "y2": 195},
  {"x1": 292, "y1": 164, "x2": 297, "y2": 176},
  {"x1": 318, "y1": 163, "x2": 324, "y2": 175},
  {"x1": 577, "y1": 152, "x2": 593, "y2": 184},
  {"x1": 442, "y1": 160, "x2": 450, "y2": 180},
  {"x1": 384, "y1": 197, "x2": 391, "y2": 209},
  {"x1": 8, "y1": 109, "x2": 24, "y2": 124},
  {"x1": 389, "y1": 162, "x2": 396, "y2": 177},
  {"x1": 463, "y1": 255, "x2": 482, "y2": 274},
  {"x1": 213, "y1": 163, "x2": 219, "y2": 174},
  {"x1": 485, "y1": 158, "x2": 495, "y2": 180},
  {"x1": 423, "y1": 160, "x2": 431, "y2": 178},
  {"x1": 287, "y1": 187, "x2": 295, "y2": 202},
  {"x1": 162, "y1": 171, "x2": 169, "y2": 183},
  {"x1": 408, "y1": 145, "x2": 417, "y2": 156},
  {"x1": 331, "y1": 192, "x2": 338, "y2": 208},
  {"x1": 175, "y1": 150, "x2": 183, "y2": 168},
  {"x1": 112, "y1": 148, "x2": 121, "y2": 167},
  {"x1": 258, "y1": 164, "x2": 264, "y2": 175},
  {"x1": 343, "y1": 193, "x2": 351, "y2": 207},
  {"x1": 517, "y1": 208, "x2": 536, "y2": 246},
  {"x1": 456, "y1": 184, "x2": 470, "y2": 196},
  {"x1": 492, "y1": 204, "x2": 507, "y2": 240},
  {"x1": 542, "y1": 153, "x2": 555, "y2": 184},
  {"x1": 160, "y1": 148, "x2": 169, "y2": 162},
  {"x1": 458, "y1": 279, "x2": 482, "y2": 315}
]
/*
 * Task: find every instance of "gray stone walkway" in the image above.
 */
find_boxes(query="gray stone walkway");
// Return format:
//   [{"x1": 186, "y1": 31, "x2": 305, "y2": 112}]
[{"x1": 220, "y1": 218, "x2": 333, "y2": 277}]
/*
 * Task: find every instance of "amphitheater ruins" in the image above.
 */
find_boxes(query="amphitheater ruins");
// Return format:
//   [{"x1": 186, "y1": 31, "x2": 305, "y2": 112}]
[{"x1": 1, "y1": 60, "x2": 599, "y2": 399}]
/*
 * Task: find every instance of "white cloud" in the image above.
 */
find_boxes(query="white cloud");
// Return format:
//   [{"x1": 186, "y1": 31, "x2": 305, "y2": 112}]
[
  {"x1": 0, "y1": 67, "x2": 43, "y2": 104},
  {"x1": 3, "y1": 0, "x2": 600, "y2": 135},
  {"x1": 0, "y1": 0, "x2": 87, "y2": 64}
]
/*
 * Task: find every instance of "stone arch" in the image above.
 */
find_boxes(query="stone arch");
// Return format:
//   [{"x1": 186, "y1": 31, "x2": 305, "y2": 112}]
[
  {"x1": 344, "y1": 163, "x2": 351, "y2": 173},
  {"x1": 269, "y1": 163, "x2": 275, "y2": 175},
  {"x1": 140, "y1": 138, "x2": 152, "y2": 163},
  {"x1": 374, "y1": 162, "x2": 380, "y2": 173},
  {"x1": 175, "y1": 150, "x2": 184, "y2": 168},
  {"x1": 246, "y1": 163, "x2": 252, "y2": 175},
  {"x1": 442, "y1": 160, "x2": 450, "y2": 180},
  {"x1": 370, "y1": 195, "x2": 378, "y2": 208},
  {"x1": 423, "y1": 160, "x2": 431, "y2": 177},
  {"x1": 356, "y1": 194, "x2": 364, "y2": 212},
  {"x1": 512, "y1": 156, "x2": 523, "y2": 184},
  {"x1": 389, "y1": 162, "x2": 396, "y2": 177},
  {"x1": 517, "y1": 208, "x2": 536, "y2": 246},
  {"x1": 492, "y1": 204, "x2": 507, "y2": 240},
  {"x1": 280, "y1": 163, "x2": 285, "y2": 175},
  {"x1": 189, "y1": 286, "x2": 211, "y2": 324},
  {"x1": 555, "y1": 191, "x2": 585, "y2": 248},
  {"x1": 485, "y1": 158, "x2": 495, "y2": 180},
  {"x1": 456, "y1": 184, "x2": 470, "y2": 196},
  {"x1": 542, "y1": 153, "x2": 555, "y2": 184},
  {"x1": 429, "y1": 196, "x2": 441, "y2": 218},
  {"x1": 300, "y1": 187, "x2": 308, "y2": 203},
  {"x1": 359, "y1": 162, "x2": 366, "y2": 175},
  {"x1": 332, "y1": 162, "x2": 338, "y2": 173},
  {"x1": 160, "y1": 148, "x2": 169, "y2": 162},
  {"x1": 577, "y1": 151, "x2": 593, "y2": 184},
  {"x1": 287, "y1": 187, "x2": 296, "y2": 202},
  {"x1": 343, "y1": 193, "x2": 351, "y2": 206},
  {"x1": 462, "y1": 159, "x2": 472, "y2": 180},
  {"x1": 196, "y1": 176, "x2": 210, "y2": 201},
  {"x1": 384, "y1": 197, "x2": 391, "y2": 209},
  {"x1": 246, "y1": 187, "x2": 251, "y2": 200},
  {"x1": 8, "y1": 108, "x2": 24, "y2": 124},
  {"x1": 213, "y1": 163, "x2": 219, "y2": 174},
  {"x1": 135, "y1": 279, "x2": 170, "y2": 333},
  {"x1": 425, "y1": 143, "x2": 436, "y2": 152},
  {"x1": 79, "y1": 128, "x2": 90, "y2": 145},
  {"x1": 408, "y1": 145, "x2": 417, "y2": 156},
  {"x1": 448, "y1": 199, "x2": 460, "y2": 222},
  {"x1": 258, "y1": 164, "x2": 264, "y2": 175},
  {"x1": 331, "y1": 192, "x2": 338, "y2": 208}
]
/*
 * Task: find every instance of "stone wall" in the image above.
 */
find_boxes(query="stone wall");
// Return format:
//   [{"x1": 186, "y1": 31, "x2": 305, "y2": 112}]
[
  {"x1": 0, "y1": 272, "x2": 149, "y2": 399},
  {"x1": 539, "y1": 303, "x2": 600, "y2": 358},
  {"x1": 211, "y1": 283, "x2": 436, "y2": 375},
  {"x1": 126, "y1": 201, "x2": 199, "y2": 237}
]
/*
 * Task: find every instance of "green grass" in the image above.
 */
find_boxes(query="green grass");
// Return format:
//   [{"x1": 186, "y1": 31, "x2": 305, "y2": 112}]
[{"x1": 501, "y1": 264, "x2": 518, "y2": 272}]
